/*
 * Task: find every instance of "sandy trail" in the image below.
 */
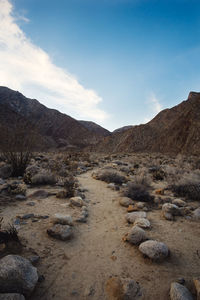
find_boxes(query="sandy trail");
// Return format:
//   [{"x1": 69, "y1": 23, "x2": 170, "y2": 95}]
[{"x1": 1, "y1": 169, "x2": 200, "y2": 300}]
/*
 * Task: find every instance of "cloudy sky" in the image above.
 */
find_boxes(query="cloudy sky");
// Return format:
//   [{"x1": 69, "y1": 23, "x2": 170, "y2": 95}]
[{"x1": 0, "y1": 0, "x2": 200, "y2": 130}]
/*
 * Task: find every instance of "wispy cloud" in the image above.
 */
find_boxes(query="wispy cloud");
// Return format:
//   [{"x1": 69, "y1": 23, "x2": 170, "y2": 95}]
[
  {"x1": 150, "y1": 93, "x2": 162, "y2": 114},
  {"x1": 0, "y1": 0, "x2": 108, "y2": 122}
]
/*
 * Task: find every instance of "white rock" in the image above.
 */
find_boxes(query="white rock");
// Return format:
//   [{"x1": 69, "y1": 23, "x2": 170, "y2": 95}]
[
  {"x1": 53, "y1": 214, "x2": 73, "y2": 225},
  {"x1": 134, "y1": 218, "x2": 151, "y2": 229},
  {"x1": 70, "y1": 196, "x2": 84, "y2": 207},
  {"x1": 126, "y1": 212, "x2": 147, "y2": 223},
  {"x1": 139, "y1": 240, "x2": 169, "y2": 261}
]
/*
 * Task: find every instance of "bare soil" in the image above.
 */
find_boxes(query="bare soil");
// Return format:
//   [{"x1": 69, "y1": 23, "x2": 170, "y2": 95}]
[{"x1": 1, "y1": 169, "x2": 200, "y2": 300}]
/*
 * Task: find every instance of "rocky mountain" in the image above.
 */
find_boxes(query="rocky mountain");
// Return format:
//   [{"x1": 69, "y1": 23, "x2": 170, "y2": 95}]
[
  {"x1": 113, "y1": 125, "x2": 134, "y2": 134},
  {"x1": 79, "y1": 120, "x2": 110, "y2": 137},
  {"x1": 95, "y1": 92, "x2": 200, "y2": 155},
  {"x1": 0, "y1": 87, "x2": 108, "y2": 149}
]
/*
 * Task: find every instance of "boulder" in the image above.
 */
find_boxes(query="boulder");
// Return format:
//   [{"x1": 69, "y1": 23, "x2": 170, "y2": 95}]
[
  {"x1": 134, "y1": 218, "x2": 151, "y2": 229},
  {"x1": 119, "y1": 197, "x2": 133, "y2": 207},
  {"x1": 126, "y1": 226, "x2": 147, "y2": 245},
  {"x1": 172, "y1": 199, "x2": 186, "y2": 207},
  {"x1": 47, "y1": 224, "x2": 73, "y2": 241},
  {"x1": 126, "y1": 212, "x2": 147, "y2": 223},
  {"x1": 70, "y1": 196, "x2": 84, "y2": 207},
  {"x1": 170, "y1": 282, "x2": 193, "y2": 300},
  {"x1": 139, "y1": 240, "x2": 169, "y2": 261},
  {"x1": 0, "y1": 255, "x2": 38, "y2": 297},
  {"x1": 162, "y1": 203, "x2": 181, "y2": 216},
  {"x1": 0, "y1": 294, "x2": 25, "y2": 300},
  {"x1": 121, "y1": 278, "x2": 143, "y2": 300},
  {"x1": 53, "y1": 214, "x2": 73, "y2": 225},
  {"x1": 193, "y1": 208, "x2": 200, "y2": 220}
]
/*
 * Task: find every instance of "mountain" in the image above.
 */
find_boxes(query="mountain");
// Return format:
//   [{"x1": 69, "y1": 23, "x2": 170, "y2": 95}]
[
  {"x1": 79, "y1": 120, "x2": 110, "y2": 137},
  {"x1": 113, "y1": 125, "x2": 134, "y2": 134},
  {"x1": 95, "y1": 92, "x2": 200, "y2": 155},
  {"x1": 0, "y1": 87, "x2": 108, "y2": 149}
]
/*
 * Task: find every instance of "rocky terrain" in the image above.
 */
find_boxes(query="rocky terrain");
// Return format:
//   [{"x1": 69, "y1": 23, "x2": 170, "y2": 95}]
[
  {"x1": 0, "y1": 152, "x2": 200, "y2": 299},
  {"x1": 95, "y1": 92, "x2": 200, "y2": 155},
  {"x1": 0, "y1": 87, "x2": 109, "y2": 150}
]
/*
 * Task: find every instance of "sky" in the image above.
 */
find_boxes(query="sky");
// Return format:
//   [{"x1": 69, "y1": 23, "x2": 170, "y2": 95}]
[{"x1": 0, "y1": 0, "x2": 200, "y2": 131}]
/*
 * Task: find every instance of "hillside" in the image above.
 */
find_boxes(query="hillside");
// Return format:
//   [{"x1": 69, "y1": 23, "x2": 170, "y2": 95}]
[
  {"x1": 79, "y1": 120, "x2": 110, "y2": 137},
  {"x1": 95, "y1": 92, "x2": 200, "y2": 155},
  {"x1": 0, "y1": 87, "x2": 108, "y2": 149}
]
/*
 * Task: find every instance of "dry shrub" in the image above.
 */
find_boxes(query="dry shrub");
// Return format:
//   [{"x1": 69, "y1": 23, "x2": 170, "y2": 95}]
[
  {"x1": 31, "y1": 172, "x2": 56, "y2": 185},
  {"x1": 170, "y1": 171, "x2": 200, "y2": 201},
  {"x1": 124, "y1": 183, "x2": 154, "y2": 202},
  {"x1": 98, "y1": 171, "x2": 127, "y2": 185},
  {"x1": 63, "y1": 176, "x2": 76, "y2": 197}
]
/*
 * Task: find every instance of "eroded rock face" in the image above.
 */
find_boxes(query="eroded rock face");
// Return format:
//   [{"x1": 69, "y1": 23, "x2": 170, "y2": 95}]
[
  {"x1": 126, "y1": 212, "x2": 147, "y2": 223},
  {"x1": 139, "y1": 240, "x2": 169, "y2": 261},
  {"x1": 0, "y1": 255, "x2": 38, "y2": 297},
  {"x1": 126, "y1": 226, "x2": 147, "y2": 245},
  {"x1": 170, "y1": 282, "x2": 193, "y2": 300},
  {"x1": 47, "y1": 224, "x2": 73, "y2": 241}
]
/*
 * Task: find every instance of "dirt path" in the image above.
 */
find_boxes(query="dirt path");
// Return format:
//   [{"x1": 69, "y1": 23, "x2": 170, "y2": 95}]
[{"x1": 1, "y1": 169, "x2": 200, "y2": 299}]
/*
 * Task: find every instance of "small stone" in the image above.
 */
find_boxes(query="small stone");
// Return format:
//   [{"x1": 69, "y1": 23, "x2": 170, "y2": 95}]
[
  {"x1": 28, "y1": 190, "x2": 49, "y2": 199},
  {"x1": 163, "y1": 211, "x2": 174, "y2": 221},
  {"x1": 134, "y1": 218, "x2": 151, "y2": 229},
  {"x1": 121, "y1": 278, "x2": 143, "y2": 300},
  {"x1": 15, "y1": 195, "x2": 26, "y2": 201},
  {"x1": 21, "y1": 214, "x2": 34, "y2": 220},
  {"x1": 126, "y1": 211, "x2": 147, "y2": 223},
  {"x1": 26, "y1": 202, "x2": 35, "y2": 206},
  {"x1": 139, "y1": 240, "x2": 169, "y2": 261},
  {"x1": 70, "y1": 196, "x2": 84, "y2": 207},
  {"x1": 119, "y1": 197, "x2": 134, "y2": 207},
  {"x1": 170, "y1": 282, "x2": 193, "y2": 300},
  {"x1": 47, "y1": 224, "x2": 73, "y2": 241},
  {"x1": 53, "y1": 214, "x2": 73, "y2": 226},
  {"x1": 126, "y1": 226, "x2": 147, "y2": 245}
]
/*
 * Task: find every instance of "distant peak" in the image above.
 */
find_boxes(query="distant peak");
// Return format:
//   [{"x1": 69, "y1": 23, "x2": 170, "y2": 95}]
[{"x1": 188, "y1": 91, "x2": 200, "y2": 100}]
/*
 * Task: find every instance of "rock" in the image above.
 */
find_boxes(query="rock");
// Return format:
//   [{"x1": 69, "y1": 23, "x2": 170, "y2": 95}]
[
  {"x1": 28, "y1": 190, "x2": 49, "y2": 199},
  {"x1": 0, "y1": 165, "x2": 12, "y2": 179},
  {"x1": 194, "y1": 278, "x2": 200, "y2": 300},
  {"x1": 127, "y1": 205, "x2": 135, "y2": 212},
  {"x1": 15, "y1": 195, "x2": 26, "y2": 201},
  {"x1": 170, "y1": 282, "x2": 193, "y2": 300},
  {"x1": 26, "y1": 202, "x2": 35, "y2": 206},
  {"x1": 121, "y1": 278, "x2": 143, "y2": 300},
  {"x1": 134, "y1": 218, "x2": 151, "y2": 229},
  {"x1": 47, "y1": 224, "x2": 73, "y2": 241},
  {"x1": 53, "y1": 214, "x2": 73, "y2": 225},
  {"x1": 0, "y1": 294, "x2": 25, "y2": 300},
  {"x1": 107, "y1": 183, "x2": 119, "y2": 190},
  {"x1": 139, "y1": 240, "x2": 169, "y2": 261},
  {"x1": 70, "y1": 196, "x2": 84, "y2": 207},
  {"x1": 105, "y1": 277, "x2": 143, "y2": 300},
  {"x1": 162, "y1": 203, "x2": 181, "y2": 216},
  {"x1": 56, "y1": 191, "x2": 67, "y2": 198},
  {"x1": 0, "y1": 255, "x2": 38, "y2": 296},
  {"x1": 126, "y1": 226, "x2": 147, "y2": 245},
  {"x1": 163, "y1": 211, "x2": 174, "y2": 221},
  {"x1": 21, "y1": 214, "x2": 34, "y2": 220},
  {"x1": 193, "y1": 207, "x2": 200, "y2": 220},
  {"x1": 172, "y1": 199, "x2": 187, "y2": 207},
  {"x1": 136, "y1": 202, "x2": 145, "y2": 209},
  {"x1": 126, "y1": 212, "x2": 147, "y2": 223},
  {"x1": 119, "y1": 197, "x2": 133, "y2": 207}
]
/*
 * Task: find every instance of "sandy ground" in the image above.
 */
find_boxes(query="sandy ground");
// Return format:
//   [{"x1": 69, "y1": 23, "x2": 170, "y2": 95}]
[{"x1": 0, "y1": 169, "x2": 200, "y2": 300}]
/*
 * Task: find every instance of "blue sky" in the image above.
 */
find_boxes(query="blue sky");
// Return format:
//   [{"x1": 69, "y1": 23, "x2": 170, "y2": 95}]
[{"x1": 1, "y1": 0, "x2": 200, "y2": 130}]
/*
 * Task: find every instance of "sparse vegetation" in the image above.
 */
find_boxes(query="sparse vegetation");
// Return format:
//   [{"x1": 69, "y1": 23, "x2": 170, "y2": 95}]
[
  {"x1": 98, "y1": 171, "x2": 127, "y2": 185},
  {"x1": 124, "y1": 183, "x2": 154, "y2": 202}
]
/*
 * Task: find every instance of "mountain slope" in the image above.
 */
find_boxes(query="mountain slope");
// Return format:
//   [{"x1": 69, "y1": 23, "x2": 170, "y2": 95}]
[
  {"x1": 79, "y1": 120, "x2": 110, "y2": 137},
  {"x1": 95, "y1": 92, "x2": 200, "y2": 155},
  {"x1": 0, "y1": 87, "x2": 108, "y2": 149}
]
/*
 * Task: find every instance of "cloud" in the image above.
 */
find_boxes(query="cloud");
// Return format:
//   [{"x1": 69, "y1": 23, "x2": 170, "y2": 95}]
[
  {"x1": 0, "y1": 0, "x2": 108, "y2": 123},
  {"x1": 149, "y1": 93, "x2": 162, "y2": 114}
]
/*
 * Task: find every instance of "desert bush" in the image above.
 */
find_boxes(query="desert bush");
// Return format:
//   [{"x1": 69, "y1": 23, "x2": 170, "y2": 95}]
[
  {"x1": 63, "y1": 176, "x2": 76, "y2": 197},
  {"x1": 149, "y1": 166, "x2": 165, "y2": 181},
  {"x1": 169, "y1": 171, "x2": 200, "y2": 201},
  {"x1": 124, "y1": 183, "x2": 154, "y2": 202},
  {"x1": 0, "y1": 120, "x2": 37, "y2": 177},
  {"x1": 133, "y1": 168, "x2": 152, "y2": 186},
  {"x1": 0, "y1": 225, "x2": 20, "y2": 244},
  {"x1": 98, "y1": 171, "x2": 127, "y2": 185},
  {"x1": 31, "y1": 172, "x2": 56, "y2": 185}
]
